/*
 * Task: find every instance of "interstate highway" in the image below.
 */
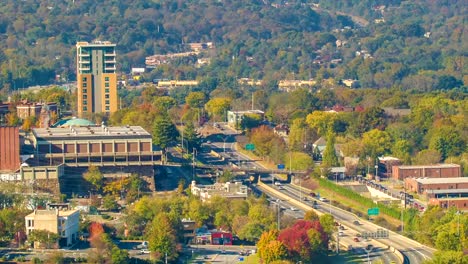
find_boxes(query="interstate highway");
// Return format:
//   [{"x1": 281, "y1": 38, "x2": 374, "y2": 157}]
[{"x1": 270, "y1": 183, "x2": 436, "y2": 264}]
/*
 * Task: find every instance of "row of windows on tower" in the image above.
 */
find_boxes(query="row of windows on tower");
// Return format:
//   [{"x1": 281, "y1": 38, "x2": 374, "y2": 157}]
[{"x1": 82, "y1": 77, "x2": 110, "y2": 82}]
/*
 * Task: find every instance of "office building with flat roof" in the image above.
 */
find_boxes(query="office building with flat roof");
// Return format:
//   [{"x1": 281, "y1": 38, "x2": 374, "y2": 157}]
[
  {"x1": 31, "y1": 125, "x2": 161, "y2": 167},
  {"x1": 76, "y1": 41, "x2": 118, "y2": 116}
]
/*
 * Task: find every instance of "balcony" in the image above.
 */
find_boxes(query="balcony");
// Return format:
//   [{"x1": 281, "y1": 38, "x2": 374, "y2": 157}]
[
  {"x1": 104, "y1": 53, "x2": 116, "y2": 56},
  {"x1": 105, "y1": 66, "x2": 116, "y2": 71},
  {"x1": 79, "y1": 53, "x2": 90, "y2": 57},
  {"x1": 105, "y1": 60, "x2": 116, "y2": 63},
  {"x1": 79, "y1": 67, "x2": 91, "y2": 71},
  {"x1": 79, "y1": 60, "x2": 90, "y2": 64}
]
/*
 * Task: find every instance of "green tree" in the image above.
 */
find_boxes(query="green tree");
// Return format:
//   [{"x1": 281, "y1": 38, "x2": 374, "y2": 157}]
[
  {"x1": 413, "y1": 149, "x2": 442, "y2": 165},
  {"x1": 435, "y1": 231, "x2": 460, "y2": 251},
  {"x1": 205, "y1": 97, "x2": 231, "y2": 121},
  {"x1": 240, "y1": 113, "x2": 262, "y2": 130},
  {"x1": 286, "y1": 152, "x2": 314, "y2": 171},
  {"x1": 307, "y1": 228, "x2": 325, "y2": 254},
  {"x1": 102, "y1": 195, "x2": 119, "y2": 211},
  {"x1": 183, "y1": 121, "x2": 200, "y2": 150},
  {"x1": 304, "y1": 210, "x2": 319, "y2": 222},
  {"x1": 424, "y1": 250, "x2": 467, "y2": 264},
  {"x1": 322, "y1": 132, "x2": 339, "y2": 167},
  {"x1": 84, "y1": 166, "x2": 104, "y2": 192},
  {"x1": 153, "y1": 96, "x2": 177, "y2": 111},
  {"x1": 362, "y1": 129, "x2": 392, "y2": 160},
  {"x1": 152, "y1": 114, "x2": 178, "y2": 150},
  {"x1": 28, "y1": 230, "x2": 60, "y2": 249},
  {"x1": 147, "y1": 213, "x2": 179, "y2": 262},
  {"x1": 306, "y1": 111, "x2": 337, "y2": 136},
  {"x1": 288, "y1": 118, "x2": 313, "y2": 151},
  {"x1": 429, "y1": 126, "x2": 465, "y2": 160},
  {"x1": 185, "y1": 92, "x2": 206, "y2": 108},
  {"x1": 319, "y1": 214, "x2": 336, "y2": 236},
  {"x1": 392, "y1": 140, "x2": 412, "y2": 164}
]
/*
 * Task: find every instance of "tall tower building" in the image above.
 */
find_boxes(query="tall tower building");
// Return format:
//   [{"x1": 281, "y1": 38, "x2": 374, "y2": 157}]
[{"x1": 76, "y1": 41, "x2": 118, "y2": 116}]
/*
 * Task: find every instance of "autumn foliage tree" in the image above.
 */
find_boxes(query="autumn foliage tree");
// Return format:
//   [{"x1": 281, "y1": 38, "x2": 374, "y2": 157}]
[
  {"x1": 258, "y1": 230, "x2": 288, "y2": 264},
  {"x1": 277, "y1": 220, "x2": 328, "y2": 262}
]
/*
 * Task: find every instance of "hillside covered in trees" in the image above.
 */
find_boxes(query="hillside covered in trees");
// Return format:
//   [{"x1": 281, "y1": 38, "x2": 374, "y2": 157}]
[{"x1": 0, "y1": 0, "x2": 465, "y2": 93}]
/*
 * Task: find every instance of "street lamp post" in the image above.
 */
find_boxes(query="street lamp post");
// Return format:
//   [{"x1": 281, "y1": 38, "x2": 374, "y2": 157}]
[
  {"x1": 276, "y1": 199, "x2": 281, "y2": 230},
  {"x1": 192, "y1": 148, "x2": 197, "y2": 180}
]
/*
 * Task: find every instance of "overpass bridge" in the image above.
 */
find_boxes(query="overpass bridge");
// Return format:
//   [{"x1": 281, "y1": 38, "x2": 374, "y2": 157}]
[{"x1": 164, "y1": 162, "x2": 308, "y2": 175}]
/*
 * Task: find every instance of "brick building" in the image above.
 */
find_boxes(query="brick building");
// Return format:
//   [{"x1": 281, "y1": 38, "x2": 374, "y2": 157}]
[
  {"x1": 428, "y1": 197, "x2": 468, "y2": 211},
  {"x1": 405, "y1": 177, "x2": 468, "y2": 195},
  {"x1": 0, "y1": 126, "x2": 20, "y2": 172},
  {"x1": 16, "y1": 102, "x2": 58, "y2": 120},
  {"x1": 392, "y1": 164, "x2": 461, "y2": 180}
]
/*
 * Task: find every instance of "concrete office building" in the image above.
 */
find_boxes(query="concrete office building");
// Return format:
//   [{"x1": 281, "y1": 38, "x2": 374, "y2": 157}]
[
  {"x1": 76, "y1": 41, "x2": 118, "y2": 116},
  {"x1": 31, "y1": 125, "x2": 161, "y2": 167}
]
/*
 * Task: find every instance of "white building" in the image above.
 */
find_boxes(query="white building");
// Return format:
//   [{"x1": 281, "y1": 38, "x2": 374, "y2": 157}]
[{"x1": 191, "y1": 181, "x2": 248, "y2": 202}]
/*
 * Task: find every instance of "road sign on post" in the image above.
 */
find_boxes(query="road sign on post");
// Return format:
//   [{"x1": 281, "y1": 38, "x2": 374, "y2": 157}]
[
  {"x1": 277, "y1": 164, "x2": 285, "y2": 169},
  {"x1": 245, "y1": 143, "x2": 255, "y2": 151},
  {"x1": 367, "y1": 208, "x2": 379, "y2": 216}
]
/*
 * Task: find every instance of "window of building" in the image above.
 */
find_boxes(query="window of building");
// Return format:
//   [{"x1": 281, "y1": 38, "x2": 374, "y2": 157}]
[
  {"x1": 105, "y1": 94, "x2": 109, "y2": 99},
  {"x1": 82, "y1": 89, "x2": 87, "y2": 93},
  {"x1": 105, "y1": 77, "x2": 110, "y2": 81},
  {"x1": 83, "y1": 100, "x2": 87, "y2": 105},
  {"x1": 105, "y1": 100, "x2": 110, "y2": 105},
  {"x1": 27, "y1": 219, "x2": 34, "y2": 227},
  {"x1": 82, "y1": 83, "x2": 87, "y2": 88},
  {"x1": 82, "y1": 77, "x2": 87, "y2": 82},
  {"x1": 83, "y1": 106, "x2": 87, "y2": 111},
  {"x1": 83, "y1": 95, "x2": 87, "y2": 99},
  {"x1": 105, "y1": 82, "x2": 110, "y2": 88},
  {"x1": 105, "y1": 88, "x2": 110, "y2": 93},
  {"x1": 105, "y1": 106, "x2": 110, "y2": 111}
]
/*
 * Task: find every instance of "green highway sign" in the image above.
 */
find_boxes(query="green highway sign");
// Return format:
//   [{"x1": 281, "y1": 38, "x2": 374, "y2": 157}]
[
  {"x1": 368, "y1": 208, "x2": 379, "y2": 216},
  {"x1": 246, "y1": 143, "x2": 255, "y2": 151}
]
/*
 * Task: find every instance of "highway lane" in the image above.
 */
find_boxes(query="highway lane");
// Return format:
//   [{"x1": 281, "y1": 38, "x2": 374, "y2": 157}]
[
  {"x1": 259, "y1": 184, "x2": 402, "y2": 264},
  {"x1": 204, "y1": 130, "x2": 435, "y2": 263},
  {"x1": 282, "y1": 184, "x2": 435, "y2": 264},
  {"x1": 211, "y1": 135, "x2": 402, "y2": 263}
]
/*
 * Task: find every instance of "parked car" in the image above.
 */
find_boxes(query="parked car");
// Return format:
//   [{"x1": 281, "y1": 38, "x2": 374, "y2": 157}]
[
  {"x1": 353, "y1": 221, "x2": 360, "y2": 225},
  {"x1": 353, "y1": 237, "x2": 360, "y2": 242}
]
